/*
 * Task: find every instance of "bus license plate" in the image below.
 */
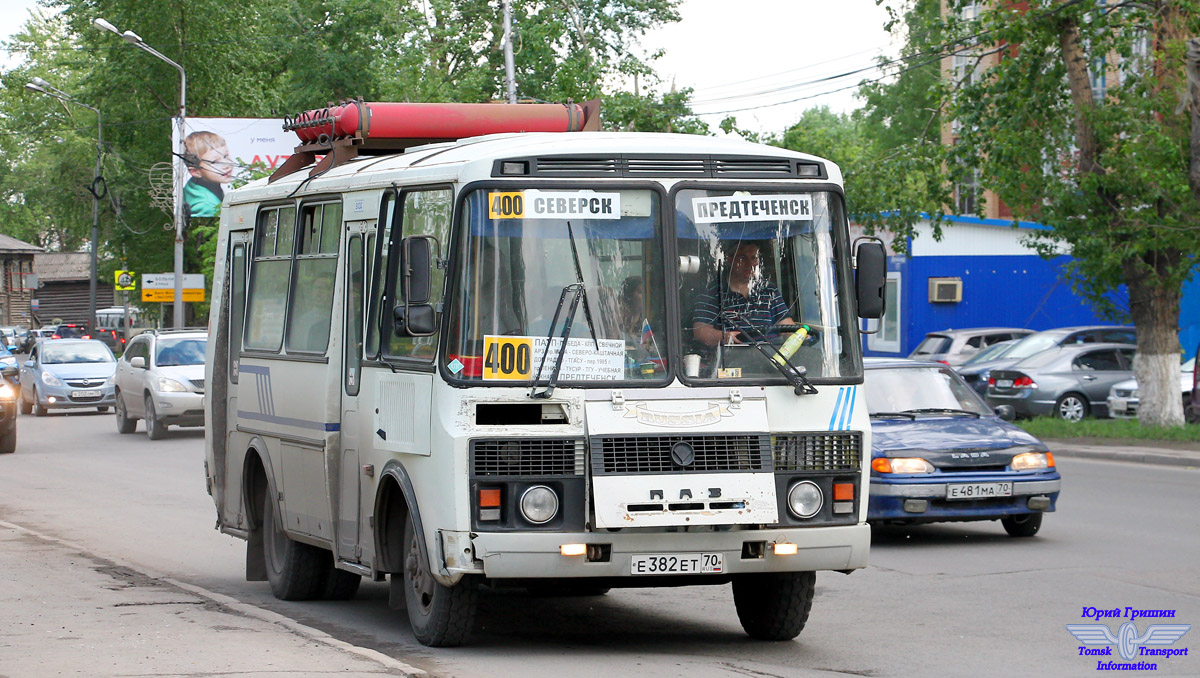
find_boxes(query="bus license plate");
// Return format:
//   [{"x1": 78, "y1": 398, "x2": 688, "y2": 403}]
[
  {"x1": 72, "y1": 390, "x2": 102, "y2": 398},
  {"x1": 947, "y1": 482, "x2": 1012, "y2": 500},
  {"x1": 631, "y1": 553, "x2": 723, "y2": 575}
]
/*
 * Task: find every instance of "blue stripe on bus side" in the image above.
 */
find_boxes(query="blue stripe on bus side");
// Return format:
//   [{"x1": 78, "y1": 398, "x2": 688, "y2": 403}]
[
  {"x1": 828, "y1": 387, "x2": 846, "y2": 431},
  {"x1": 839, "y1": 384, "x2": 856, "y2": 431}
]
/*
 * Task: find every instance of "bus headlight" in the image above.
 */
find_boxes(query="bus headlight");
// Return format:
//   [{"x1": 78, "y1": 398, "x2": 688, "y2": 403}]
[
  {"x1": 519, "y1": 485, "x2": 559, "y2": 524},
  {"x1": 787, "y1": 481, "x2": 823, "y2": 519}
]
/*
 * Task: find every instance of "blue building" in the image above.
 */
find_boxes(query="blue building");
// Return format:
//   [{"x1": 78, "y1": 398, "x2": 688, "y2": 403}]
[{"x1": 854, "y1": 215, "x2": 1199, "y2": 361}]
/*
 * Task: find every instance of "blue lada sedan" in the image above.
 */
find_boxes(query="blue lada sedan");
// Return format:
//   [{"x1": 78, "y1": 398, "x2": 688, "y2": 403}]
[{"x1": 863, "y1": 358, "x2": 1062, "y2": 537}]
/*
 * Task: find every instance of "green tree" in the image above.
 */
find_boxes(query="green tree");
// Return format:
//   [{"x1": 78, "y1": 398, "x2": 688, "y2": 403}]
[{"x1": 877, "y1": 0, "x2": 1200, "y2": 427}]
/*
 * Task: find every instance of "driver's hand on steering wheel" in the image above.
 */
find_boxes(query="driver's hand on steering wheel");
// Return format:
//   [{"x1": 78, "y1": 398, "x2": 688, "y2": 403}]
[{"x1": 722, "y1": 330, "x2": 744, "y2": 345}]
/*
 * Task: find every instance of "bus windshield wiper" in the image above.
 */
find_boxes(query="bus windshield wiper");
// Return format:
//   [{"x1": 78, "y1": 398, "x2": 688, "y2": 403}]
[
  {"x1": 719, "y1": 309, "x2": 817, "y2": 395},
  {"x1": 529, "y1": 222, "x2": 599, "y2": 399},
  {"x1": 902, "y1": 408, "x2": 981, "y2": 418}
]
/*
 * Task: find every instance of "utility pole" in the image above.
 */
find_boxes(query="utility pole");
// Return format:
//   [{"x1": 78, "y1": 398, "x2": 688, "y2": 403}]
[{"x1": 503, "y1": 0, "x2": 517, "y2": 103}]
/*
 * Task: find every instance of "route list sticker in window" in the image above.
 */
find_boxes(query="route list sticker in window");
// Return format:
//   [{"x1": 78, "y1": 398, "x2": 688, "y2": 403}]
[
  {"x1": 691, "y1": 194, "x2": 812, "y2": 223},
  {"x1": 488, "y1": 190, "x2": 622, "y2": 220},
  {"x1": 482, "y1": 335, "x2": 625, "y2": 381}
]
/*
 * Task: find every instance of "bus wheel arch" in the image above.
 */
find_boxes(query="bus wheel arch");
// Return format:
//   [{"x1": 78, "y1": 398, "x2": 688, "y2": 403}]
[{"x1": 243, "y1": 442, "x2": 274, "y2": 582}]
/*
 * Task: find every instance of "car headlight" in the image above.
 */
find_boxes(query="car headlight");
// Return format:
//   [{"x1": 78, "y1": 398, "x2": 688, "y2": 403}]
[
  {"x1": 787, "y1": 481, "x2": 823, "y2": 518},
  {"x1": 41, "y1": 371, "x2": 63, "y2": 387},
  {"x1": 153, "y1": 376, "x2": 188, "y2": 393},
  {"x1": 0, "y1": 383, "x2": 14, "y2": 400},
  {"x1": 519, "y1": 485, "x2": 559, "y2": 524},
  {"x1": 871, "y1": 457, "x2": 936, "y2": 474},
  {"x1": 0, "y1": 356, "x2": 15, "y2": 367},
  {"x1": 1011, "y1": 451, "x2": 1053, "y2": 471}
]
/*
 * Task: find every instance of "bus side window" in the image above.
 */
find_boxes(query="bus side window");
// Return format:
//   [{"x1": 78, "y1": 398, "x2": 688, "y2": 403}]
[
  {"x1": 365, "y1": 193, "x2": 396, "y2": 358},
  {"x1": 285, "y1": 201, "x2": 340, "y2": 354},
  {"x1": 245, "y1": 206, "x2": 296, "y2": 352},
  {"x1": 345, "y1": 234, "x2": 364, "y2": 395},
  {"x1": 229, "y1": 242, "x2": 247, "y2": 382},
  {"x1": 385, "y1": 188, "x2": 452, "y2": 361}
]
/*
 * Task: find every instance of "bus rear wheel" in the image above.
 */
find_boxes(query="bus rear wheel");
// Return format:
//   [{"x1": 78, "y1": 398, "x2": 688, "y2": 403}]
[
  {"x1": 402, "y1": 513, "x2": 477, "y2": 647},
  {"x1": 262, "y1": 492, "x2": 328, "y2": 600},
  {"x1": 732, "y1": 571, "x2": 815, "y2": 641}
]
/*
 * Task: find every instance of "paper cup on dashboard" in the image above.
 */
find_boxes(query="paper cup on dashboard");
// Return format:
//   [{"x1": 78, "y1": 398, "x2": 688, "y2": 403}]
[{"x1": 684, "y1": 353, "x2": 701, "y2": 377}]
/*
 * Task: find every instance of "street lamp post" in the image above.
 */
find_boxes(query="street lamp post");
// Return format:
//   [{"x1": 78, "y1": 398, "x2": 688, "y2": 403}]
[
  {"x1": 26, "y1": 78, "x2": 102, "y2": 330},
  {"x1": 93, "y1": 17, "x2": 187, "y2": 329}
]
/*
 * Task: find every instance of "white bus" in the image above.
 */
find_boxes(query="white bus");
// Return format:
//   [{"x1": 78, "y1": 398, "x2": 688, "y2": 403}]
[{"x1": 204, "y1": 101, "x2": 886, "y2": 647}]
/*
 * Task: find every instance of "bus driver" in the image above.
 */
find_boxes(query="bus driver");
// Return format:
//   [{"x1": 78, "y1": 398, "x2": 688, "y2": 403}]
[{"x1": 692, "y1": 241, "x2": 794, "y2": 346}]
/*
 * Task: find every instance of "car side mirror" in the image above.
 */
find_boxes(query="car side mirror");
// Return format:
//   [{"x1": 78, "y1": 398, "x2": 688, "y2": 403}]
[
  {"x1": 130, "y1": 356, "x2": 146, "y2": 369},
  {"x1": 994, "y1": 404, "x2": 1016, "y2": 421},
  {"x1": 854, "y1": 238, "x2": 886, "y2": 320},
  {"x1": 22, "y1": 360, "x2": 33, "y2": 369}
]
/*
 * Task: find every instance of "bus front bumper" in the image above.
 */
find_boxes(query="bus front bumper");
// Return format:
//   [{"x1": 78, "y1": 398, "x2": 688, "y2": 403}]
[{"x1": 463, "y1": 523, "x2": 869, "y2": 579}]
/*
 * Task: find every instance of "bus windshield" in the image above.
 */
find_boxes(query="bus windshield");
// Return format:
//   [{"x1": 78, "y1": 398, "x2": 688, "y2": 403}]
[
  {"x1": 445, "y1": 188, "x2": 669, "y2": 384},
  {"x1": 677, "y1": 189, "x2": 853, "y2": 382}
]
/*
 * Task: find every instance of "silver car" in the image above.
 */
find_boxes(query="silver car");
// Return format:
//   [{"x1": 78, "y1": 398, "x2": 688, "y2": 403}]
[
  {"x1": 1107, "y1": 357, "x2": 1195, "y2": 419},
  {"x1": 113, "y1": 330, "x2": 207, "y2": 439},
  {"x1": 985, "y1": 343, "x2": 1136, "y2": 420},
  {"x1": 908, "y1": 327, "x2": 1034, "y2": 366},
  {"x1": 18, "y1": 339, "x2": 117, "y2": 415}
]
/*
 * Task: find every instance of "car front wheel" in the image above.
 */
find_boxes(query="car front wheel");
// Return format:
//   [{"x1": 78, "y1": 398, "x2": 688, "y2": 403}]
[
  {"x1": 115, "y1": 392, "x2": 136, "y2": 434},
  {"x1": 18, "y1": 390, "x2": 31, "y2": 415},
  {"x1": 31, "y1": 390, "x2": 46, "y2": 417},
  {"x1": 1002, "y1": 513, "x2": 1043, "y2": 537},
  {"x1": 1055, "y1": 393, "x2": 1089, "y2": 421},
  {"x1": 145, "y1": 396, "x2": 166, "y2": 440}
]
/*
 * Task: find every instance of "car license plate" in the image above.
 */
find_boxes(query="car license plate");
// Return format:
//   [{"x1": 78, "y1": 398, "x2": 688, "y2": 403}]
[
  {"x1": 630, "y1": 553, "x2": 723, "y2": 575},
  {"x1": 73, "y1": 389, "x2": 102, "y2": 398},
  {"x1": 995, "y1": 379, "x2": 1014, "y2": 388},
  {"x1": 947, "y1": 482, "x2": 1013, "y2": 500}
]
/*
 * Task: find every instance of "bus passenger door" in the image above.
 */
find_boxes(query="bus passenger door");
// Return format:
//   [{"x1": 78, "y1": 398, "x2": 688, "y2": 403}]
[
  {"x1": 220, "y1": 230, "x2": 251, "y2": 525},
  {"x1": 337, "y1": 222, "x2": 371, "y2": 563}
]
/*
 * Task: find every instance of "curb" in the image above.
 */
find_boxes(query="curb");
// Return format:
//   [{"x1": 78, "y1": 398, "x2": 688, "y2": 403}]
[{"x1": 1048, "y1": 446, "x2": 1200, "y2": 469}]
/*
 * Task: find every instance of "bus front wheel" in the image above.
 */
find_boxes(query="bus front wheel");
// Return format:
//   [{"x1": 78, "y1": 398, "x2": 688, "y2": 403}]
[
  {"x1": 402, "y1": 514, "x2": 478, "y2": 647},
  {"x1": 732, "y1": 570, "x2": 815, "y2": 641},
  {"x1": 262, "y1": 492, "x2": 328, "y2": 600}
]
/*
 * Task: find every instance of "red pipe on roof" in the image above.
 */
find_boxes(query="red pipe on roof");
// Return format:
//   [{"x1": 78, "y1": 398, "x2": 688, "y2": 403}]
[{"x1": 286, "y1": 102, "x2": 589, "y2": 144}]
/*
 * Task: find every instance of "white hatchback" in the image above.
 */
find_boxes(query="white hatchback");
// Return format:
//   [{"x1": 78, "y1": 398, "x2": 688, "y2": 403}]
[
  {"x1": 1107, "y1": 358, "x2": 1195, "y2": 419},
  {"x1": 113, "y1": 330, "x2": 207, "y2": 439}
]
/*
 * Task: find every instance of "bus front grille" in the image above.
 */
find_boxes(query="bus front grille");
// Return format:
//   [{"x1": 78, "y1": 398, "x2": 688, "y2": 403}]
[
  {"x1": 470, "y1": 438, "x2": 586, "y2": 477},
  {"x1": 591, "y1": 434, "x2": 770, "y2": 475},
  {"x1": 771, "y1": 432, "x2": 862, "y2": 472}
]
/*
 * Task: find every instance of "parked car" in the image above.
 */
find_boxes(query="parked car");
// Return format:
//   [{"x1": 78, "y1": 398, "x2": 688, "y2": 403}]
[
  {"x1": 986, "y1": 343, "x2": 1136, "y2": 420},
  {"x1": 0, "y1": 326, "x2": 21, "y2": 353},
  {"x1": 863, "y1": 358, "x2": 1061, "y2": 536},
  {"x1": 956, "y1": 325, "x2": 1136, "y2": 395},
  {"x1": 114, "y1": 329, "x2": 207, "y2": 439},
  {"x1": 956, "y1": 339, "x2": 1020, "y2": 393},
  {"x1": 1107, "y1": 357, "x2": 1196, "y2": 419},
  {"x1": 18, "y1": 339, "x2": 116, "y2": 416},
  {"x1": 907, "y1": 327, "x2": 1035, "y2": 366},
  {"x1": 0, "y1": 345, "x2": 18, "y2": 387},
  {"x1": 0, "y1": 361, "x2": 16, "y2": 453}
]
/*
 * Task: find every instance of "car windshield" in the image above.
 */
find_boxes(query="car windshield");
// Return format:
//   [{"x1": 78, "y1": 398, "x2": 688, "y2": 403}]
[
  {"x1": 42, "y1": 342, "x2": 114, "y2": 364},
  {"x1": 445, "y1": 187, "x2": 669, "y2": 384},
  {"x1": 677, "y1": 188, "x2": 855, "y2": 382},
  {"x1": 864, "y1": 366, "x2": 991, "y2": 415},
  {"x1": 911, "y1": 335, "x2": 952, "y2": 356},
  {"x1": 962, "y1": 339, "x2": 1017, "y2": 366},
  {"x1": 1005, "y1": 332, "x2": 1066, "y2": 359},
  {"x1": 156, "y1": 337, "x2": 207, "y2": 366}
]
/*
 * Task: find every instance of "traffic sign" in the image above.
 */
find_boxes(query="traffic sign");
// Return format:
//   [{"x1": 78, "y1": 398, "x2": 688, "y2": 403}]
[
  {"x1": 141, "y1": 273, "x2": 206, "y2": 303},
  {"x1": 114, "y1": 270, "x2": 137, "y2": 290}
]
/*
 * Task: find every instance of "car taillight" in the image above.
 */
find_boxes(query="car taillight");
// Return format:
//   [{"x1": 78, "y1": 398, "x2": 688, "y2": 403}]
[
  {"x1": 120, "y1": 337, "x2": 126, "y2": 344},
  {"x1": 1013, "y1": 375, "x2": 1036, "y2": 388},
  {"x1": 51, "y1": 334, "x2": 60, "y2": 339},
  {"x1": 82, "y1": 334, "x2": 91, "y2": 339},
  {"x1": 988, "y1": 376, "x2": 995, "y2": 386}
]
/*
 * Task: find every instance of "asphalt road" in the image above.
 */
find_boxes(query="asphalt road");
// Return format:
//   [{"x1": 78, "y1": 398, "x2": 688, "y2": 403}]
[{"x1": 1, "y1": 410, "x2": 1197, "y2": 677}]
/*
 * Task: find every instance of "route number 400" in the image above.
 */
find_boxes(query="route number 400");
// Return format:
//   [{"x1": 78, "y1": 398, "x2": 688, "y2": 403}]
[
  {"x1": 482, "y1": 336, "x2": 532, "y2": 380},
  {"x1": 488, "y1": 192, "x2": 525, "y2": 219}
]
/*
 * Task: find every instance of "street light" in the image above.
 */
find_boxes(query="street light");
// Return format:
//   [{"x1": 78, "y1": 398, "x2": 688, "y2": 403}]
[
  {"x1": 94, "y1": 17, "x2": 187, "y2": 329},
  {"x1": 26, "y1": 78, "x2": 103, "y2": 330}
]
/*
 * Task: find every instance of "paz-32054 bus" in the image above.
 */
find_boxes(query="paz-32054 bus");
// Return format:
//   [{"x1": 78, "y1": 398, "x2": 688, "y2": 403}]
[{"x1": 204, "y1": 100, "x2": 886, "y2": 647}]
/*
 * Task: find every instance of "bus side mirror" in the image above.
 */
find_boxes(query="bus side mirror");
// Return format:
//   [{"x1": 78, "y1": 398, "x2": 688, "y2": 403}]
[
  {"x1": 394, "y1": 235, "x2": 439, "y2": 337},
  {"x1": 854, "y1": 239, "x2": 886, "y2": 320}
]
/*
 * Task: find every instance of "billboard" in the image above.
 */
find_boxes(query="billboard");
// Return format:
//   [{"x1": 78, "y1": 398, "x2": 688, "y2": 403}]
[{"x1": 172, "y1": 117, "x2": 295, "y2": 219}]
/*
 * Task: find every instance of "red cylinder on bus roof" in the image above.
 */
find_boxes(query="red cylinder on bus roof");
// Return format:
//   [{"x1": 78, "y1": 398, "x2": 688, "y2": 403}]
[{"x1": 287, "y1": 102, "x2": 588, "y2": 144}]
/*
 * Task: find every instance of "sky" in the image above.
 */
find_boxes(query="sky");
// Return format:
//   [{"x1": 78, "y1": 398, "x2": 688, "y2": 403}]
[{"x1": 1, "y1": 0, "x2": 897, "y2": 135}]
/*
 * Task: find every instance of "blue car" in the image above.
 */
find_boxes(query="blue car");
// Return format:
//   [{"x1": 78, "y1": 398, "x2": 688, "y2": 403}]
[
  {"x1": 863, "y1": 358, "x2": 1062, "y2": 537},
  {"x1": 0, "y1": 344, "x2": 18, "y2": 387},
  {"x1": 18, "y1": 339, "x2": 117, "y2": 416}
]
